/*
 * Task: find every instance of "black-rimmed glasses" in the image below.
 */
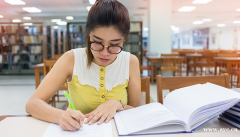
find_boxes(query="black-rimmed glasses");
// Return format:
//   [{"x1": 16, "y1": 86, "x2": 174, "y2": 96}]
[{"x1": 89, "y1": 36, "x2": 123, "y2": 54}]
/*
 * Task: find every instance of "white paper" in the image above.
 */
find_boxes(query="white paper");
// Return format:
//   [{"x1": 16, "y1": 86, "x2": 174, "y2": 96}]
[
  {"x1": 42, "y1": 119, "x2": 112, "y2": 137},
  {"x1": 114, "y1": 102, "x2": 185, "y2": 135}
]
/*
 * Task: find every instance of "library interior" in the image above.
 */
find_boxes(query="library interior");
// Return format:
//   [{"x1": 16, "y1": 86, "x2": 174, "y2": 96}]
[{"x1": 0, "y1": 0, "x2": 240, "y2": 137}]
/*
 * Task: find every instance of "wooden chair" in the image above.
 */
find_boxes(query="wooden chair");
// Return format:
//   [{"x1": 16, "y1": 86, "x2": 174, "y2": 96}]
[
  {"x1": 160, "y1": 55, "x2": 182, "y2": 76},
  {"x1": 156, "y1": 73, "x2": 230, "y2": 104},
  {"x1": 136, "y1": 53, "x2": 158, "y2": 78},
  {"x1": 195, "y1": 52, "x2": 217, "y2": 75},
  {"x1": 54, "y1": 54, "x2": 63, "y2": 60},
  {"x1": 43, "y1": 59, "x2": 68, "y2": 107},
  {"x1": 141, "y1": 76, "x2": 150, "y2": 104},
  {"x1": 217, "y1": 53, "x2": 239, "y2": 87}
]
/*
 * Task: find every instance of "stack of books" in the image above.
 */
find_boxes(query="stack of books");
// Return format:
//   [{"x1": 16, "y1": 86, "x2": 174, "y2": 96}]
[{"x1": 218, "y1": 88, "x2": 240, "y2": 129}]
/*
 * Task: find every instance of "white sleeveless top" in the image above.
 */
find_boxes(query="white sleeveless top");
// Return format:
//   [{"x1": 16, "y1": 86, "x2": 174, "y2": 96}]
[{"x1": 71, "y1": 48, "x2": 130, "y2": 92}]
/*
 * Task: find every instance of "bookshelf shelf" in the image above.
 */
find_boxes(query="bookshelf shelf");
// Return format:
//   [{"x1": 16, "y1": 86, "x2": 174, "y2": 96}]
[
  {"x1": 0, "y1": 43, "x2": 42, "y2": 45},
  {"x1": 0, "y1": 22, "x2": 47, "y2": 75}
]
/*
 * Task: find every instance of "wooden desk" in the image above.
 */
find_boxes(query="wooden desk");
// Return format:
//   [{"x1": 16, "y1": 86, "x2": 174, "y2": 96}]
[
  {"x1": 0, "y1": 115, "x2": 239, "y2": 137},
  {"x1": 147, "y1": 57, "x2": 162, "y2": 84},
  {"x1": 214, "y1": 57, "x2": 240, "y2": 86},
  {"x1": 32, "y1": 63, "x2": 44, "y2": 89},
  {"x1": 147, "y1": 57, "x2": 183, "y2": 84},
  {"x1": 186, "y1": 53, "x2": 202, "y2": 76}
]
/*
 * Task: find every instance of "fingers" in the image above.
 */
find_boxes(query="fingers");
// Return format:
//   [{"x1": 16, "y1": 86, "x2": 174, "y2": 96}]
[
  {"x1": 67, "y1": 115, "x2": 81, "y2": 129},
  {"x1": 69, "y1": 108, "x2": 85, "y2": 127},
  {"x1": 65, "y1": 121, "x2": 79, "y2": 131},
  {"x1": 97, "y1": 114, "x2": 108, "y2": 125},
  {"x1": 59, "y1": 108, "x2": 86, "y2": 131},
  {"x1": 105, "y1": 114, "x2": 113, "y2": 123},
  {"x1": 85, "y1": 111, "x2": 103, "y2": 125}
]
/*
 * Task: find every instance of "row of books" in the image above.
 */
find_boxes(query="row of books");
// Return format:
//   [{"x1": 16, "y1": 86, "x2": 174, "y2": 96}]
[
  {"x1": 219, "y1": 88, "x2": 240, "y2": 129},
  {"x1": 1, "y1": 35, "x2": 19, "y2": 43},
  {"x1": 23, "y1": 35, "x2": 42, "y2": 43},
  {"x1": 0, "y1": 25, "x2": 42, "y2": 34},
  {"x1": 0, "y1": 35, "x2": 42, "y2": 44},
  {"x1": 0, "y1": 54, "x2": 42, "y2": 64}
]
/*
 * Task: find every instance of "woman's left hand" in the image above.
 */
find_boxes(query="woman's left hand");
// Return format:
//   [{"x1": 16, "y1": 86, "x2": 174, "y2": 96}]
[{"x1": 84, "y1": 99, "x2": 122, "y2": 125}]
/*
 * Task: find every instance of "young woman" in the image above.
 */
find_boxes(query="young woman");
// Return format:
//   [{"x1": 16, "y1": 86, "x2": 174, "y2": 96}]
[{"x1": 26, "y1": 0, "x2": 141, "y2": 131}]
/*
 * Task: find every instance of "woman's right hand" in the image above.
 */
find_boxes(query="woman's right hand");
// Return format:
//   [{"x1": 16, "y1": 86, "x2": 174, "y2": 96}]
[{"x1": 58, "y1": 108, "x2": 85, "y2": 131}]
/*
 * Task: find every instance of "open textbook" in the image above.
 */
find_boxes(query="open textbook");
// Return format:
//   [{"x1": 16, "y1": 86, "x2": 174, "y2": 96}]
[{"x1": 114, "y1": 83, "x2": 240, "y2": 136}]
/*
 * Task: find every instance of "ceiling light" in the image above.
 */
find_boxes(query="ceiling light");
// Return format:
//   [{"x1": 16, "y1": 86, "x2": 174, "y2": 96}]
[
  {"x1": 53, "y1": 26, "x2": 59, "y2": 29},
  {"x1": 23, "y1": 23, "x2": 32, "y2": 26},
  {"x1": 0, "y1": 15, "x2": 3, "y2": 18},
  {"x1": 203, "y1": 19, "x2": 212, "y2": 22},
  {"x1": 193, "y1": 21, "x2": 204, "y2": 24},
  {"x1": 57, "y1": 21, "x2": 67, "y2": 25},
  {"x1": 237, "y1": 9, "x2": 240, "y2": 11},
  {"x1": 12, "y1": 19, "x2": 21, "y2": 22},
  {"x1": 171, "y1": 26, "x2": 180, "y2": 31},
  {"x1": 89, "y1": 0, "x2": 96, "y2": 5},
  {"x1": 23, "y1": 7, "x2": 41, "y2": 13},
  {"x1": 87, "y1": 6, "x2": 91, "y2": 11},
  {"x1": 217, "y1": 24, "x2": 226, "y2": 27},
  {"x1": 143, "y1": 28, "x2": 148, "y2": 31},
  {"x1": 178, "y1": 6, "x2": 196, "y2": 12},
  {"x1": 5, "y1": 0, "x2": 25, "y2": 5},
  {"x1": 233, "y1": 21, "x2": 240, "y2": 24},
  {"x1": 192, "y1": 0, "x2": 212, "y2": 4},
  {"x1": 66, "y1": 16, "x2": 74, "y2": 20},
  {"x1": 51, "y1": 19, "x2": 61, "y2": 22},
  {"x1": 23, "y1": 17, "x2": 31, "y2": 20}
]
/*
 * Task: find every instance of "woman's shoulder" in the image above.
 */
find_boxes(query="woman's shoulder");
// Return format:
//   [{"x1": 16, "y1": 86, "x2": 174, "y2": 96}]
[{"x1": 129, "y1": 53, "x2": 139, "y2": 70}]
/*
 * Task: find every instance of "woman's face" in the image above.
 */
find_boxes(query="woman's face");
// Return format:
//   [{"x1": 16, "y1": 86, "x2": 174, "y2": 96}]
[{"x1": 89, "y1": 26, "x2": 124, "y2": 66}]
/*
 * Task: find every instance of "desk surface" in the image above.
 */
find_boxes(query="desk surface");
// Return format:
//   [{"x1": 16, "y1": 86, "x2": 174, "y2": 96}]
[
  {"x1": 214, "y1": 57, "x2": 240, "y2": 61},
  {"x1": 0, "y1": 115, "x2": 239, "y2": 137}
]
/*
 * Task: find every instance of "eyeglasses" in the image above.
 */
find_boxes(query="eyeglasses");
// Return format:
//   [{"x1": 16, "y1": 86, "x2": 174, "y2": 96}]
[{"x1": 89, "y1": 36, "x2": 123, "y2": 54}]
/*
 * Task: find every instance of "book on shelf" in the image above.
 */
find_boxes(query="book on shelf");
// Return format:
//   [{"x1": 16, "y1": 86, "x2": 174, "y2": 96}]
[
  {"x1": 23, "y1": 36, "x2": 42, "y2": 43},
  {"x1": 130, "y1": 34, "x2": 140, "y2": 42},
  {"x1": 30, "y1": 46, "x2": 42, "y2": 54},
  {"x1": 130, "y1": 23, "x2": 141, "y2": 32},
  {"x1": 28, "y1": 26, "x2": 42, "y2": 33},
  {"x1": 13, "y1": 55, "x2": 20, "y2": 63},
  {"x1": 2, "y1": 36, "x2": 7, "y2": 44},
  {"x1": 36, "y1": 54, "x2": 42, "y2": 62},
  {"x1": 9, "y1": 35, "x2": 18, "y2": 43},
  {"x1": 17, "y1": 26, "x2": 28, "y2": 33},
  {"x1": 12, "y1": 45, "x2": 20, "y2": 54},
  {"x1": 0, "y1": 54, "x2": 2, "y2": 63},
  {"x1": 114, "y1": 83, "x2": 240, "y2": 136}
]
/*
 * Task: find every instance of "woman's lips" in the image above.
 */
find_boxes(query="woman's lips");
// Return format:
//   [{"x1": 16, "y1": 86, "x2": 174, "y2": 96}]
[{"x1": 99, "y1": 58, "x2": 110, "y2": 63}]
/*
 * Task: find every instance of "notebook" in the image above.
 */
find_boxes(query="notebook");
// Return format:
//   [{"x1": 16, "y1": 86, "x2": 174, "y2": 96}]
[{"x1": 114, "y1": 83, "x2": 240, "y2": 136}]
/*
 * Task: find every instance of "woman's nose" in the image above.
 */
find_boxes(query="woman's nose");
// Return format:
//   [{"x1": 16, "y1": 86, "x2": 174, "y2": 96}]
[{"x1": 100, "y1": 47, "x2": 110, "y2": 55}]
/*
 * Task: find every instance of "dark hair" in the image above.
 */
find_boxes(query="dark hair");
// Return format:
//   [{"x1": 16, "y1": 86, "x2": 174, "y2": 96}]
[{"x1": 85, "y1": 0, "x2": 130, "y2": 67}]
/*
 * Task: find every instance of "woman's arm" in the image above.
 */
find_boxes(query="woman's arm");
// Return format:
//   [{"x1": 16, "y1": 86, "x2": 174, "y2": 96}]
[
  {"x1": 26, "y1": 51, "x2": 85, "y2": 131},
  {"x1": 85, "y1": 54, "x2": 141, "y2": 125}
]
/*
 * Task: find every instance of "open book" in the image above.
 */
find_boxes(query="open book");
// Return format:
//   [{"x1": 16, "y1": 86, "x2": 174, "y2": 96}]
[{"x1": 114, "y1": 83, "x2": 240, "y2": 136}]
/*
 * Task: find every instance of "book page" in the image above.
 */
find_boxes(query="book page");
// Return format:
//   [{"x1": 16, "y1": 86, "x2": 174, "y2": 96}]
[
  {"x1": 114, "y1": 102, "x2": 185, "y2": 135},
  {"x1": 163, "y1": 83, "x2": 240, "y2": 128},
  {"x1": 42, "y1": 118, "x2": 112, "y2": 137}
]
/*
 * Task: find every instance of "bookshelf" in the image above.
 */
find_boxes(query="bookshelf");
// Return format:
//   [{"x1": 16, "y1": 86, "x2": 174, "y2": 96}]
[
  {"x1": 66, "y1": 22, "x2": 143, "y2": 62},
  {"x1": 49, "y1": 26, "x2": 67, "y2": 59},
  {"x1": 0, "y1": 22, "x2": 47, "y2": 75},
  {"x1": 67, "y1": 22, "x2": 86, "y2": 50}
]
